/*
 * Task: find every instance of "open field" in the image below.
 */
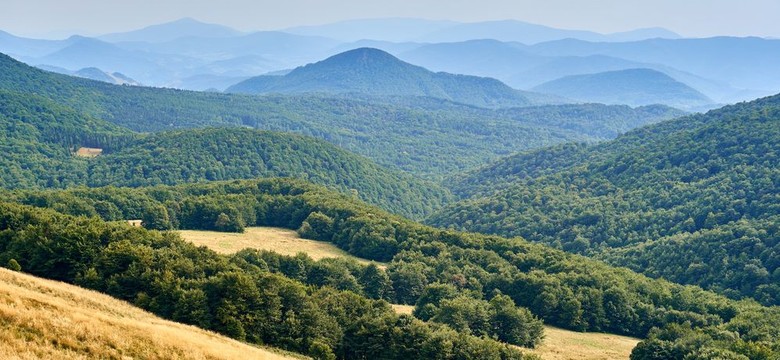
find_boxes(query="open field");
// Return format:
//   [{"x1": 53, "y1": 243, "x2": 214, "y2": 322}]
[
  {"x1": 387, "y1": 305, "x2": 639, "y2": 359},
  {"x1": 179, "y1": 227, "x2": 385, "y2": 267},
  {"x1": 0, "y1": 268, "x2": 304, "y2": 360},
  {"x1": 74, "y1": 147, "x2": 103, "y2": 157},
  {"x1": 523, "y1": 326, "x2": 639, "y2": 360},
  {"x1": 391, "y1": 304, "x2": 415, "y2": 315}
]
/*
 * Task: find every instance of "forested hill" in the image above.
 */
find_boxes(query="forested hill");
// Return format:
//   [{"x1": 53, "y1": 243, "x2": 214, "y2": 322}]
[
  {"x1": 0, "y1": 90, "x2": 135, "y2": 188},
  {"x1": 0, "y1": 94, "x2": 451, "y2": 218},
  {"x1": 532, "y1": 68, "x2": 714, "y2": 110},
  {"x1": 226, "y1": 47, "x2": 553, "y2": 108},
  {"x1": 0, "y1": 52, "x2": 682, "y2": 179},
  {"x1": 84, "y1": 127, "x2": 452, "y2": 218},
  {"x1": 429, "y1": 94, "x2": 780, "y2": 305},
  {"x1": 4, "y1": 178, "x2": 779, "y2": 359}
]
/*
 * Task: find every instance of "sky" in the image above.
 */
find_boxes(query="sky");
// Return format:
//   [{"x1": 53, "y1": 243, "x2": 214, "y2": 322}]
[{"x1": 2, "y1": 0, "x2": 780, "y2": 39}]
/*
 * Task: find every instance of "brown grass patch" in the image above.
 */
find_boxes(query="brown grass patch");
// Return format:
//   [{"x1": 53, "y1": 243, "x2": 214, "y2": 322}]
[
  {"x1": 387, "y1": 305, "x2": 638, "y2": 359},
  {"x1": 0, "y1": 268, "x2": 305, "y2": 360},
  {"x1": 390, "y1": 304, "x2": 415, "y2": 315},
  {"x1": 523, "y1": 326, "x2": 639, "y2": 360},
  {"x1": 179, "y1": 227, "x2": 386, "y2": 267},
  {"x1": 74, "y1": 147, "x2": 103, "y2": 158}
]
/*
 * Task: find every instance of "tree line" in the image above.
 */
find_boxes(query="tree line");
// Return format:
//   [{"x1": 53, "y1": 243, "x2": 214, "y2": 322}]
[
  {"x1": 0, "y1": 200, "x2": 534, "y2": 359},
  {"x1": 431, "y1": 94, "x2": 780, "y2": 306},
  {"x1": 4, "y1": 178, "x2": 779, "y2": 358}
]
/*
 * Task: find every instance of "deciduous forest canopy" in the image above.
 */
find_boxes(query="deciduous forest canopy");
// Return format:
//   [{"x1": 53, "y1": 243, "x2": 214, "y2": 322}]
[{"x1": 0, "y1": 9, "x2": 779, "y2": 359}]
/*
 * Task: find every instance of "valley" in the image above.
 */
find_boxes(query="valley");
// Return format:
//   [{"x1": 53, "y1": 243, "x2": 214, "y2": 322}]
[
  {"x1": 1, "y1": 7, "x2": 779, "y2": 360},
  {"x1": 181, "y1": 226, "x2": 641, "y2": 360}
]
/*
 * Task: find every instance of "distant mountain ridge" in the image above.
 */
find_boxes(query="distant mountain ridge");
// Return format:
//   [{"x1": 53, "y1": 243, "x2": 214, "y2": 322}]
[
  {"x1": 227, "y1": 47, "x2": 559, "y2": 108},
  {"x1": 99, "y1": 17, "x2": 243, "y2": 43},
  {"x1": 532, "y1": 68, "x2": 714, "y2": 110},
  {"x1": 38, "y1": 65, "x2": 140, "y2": 85},
  {"x1": 284, "y1": 18, "x2": 679, "y2": 43},
  {"x1": 529, "y1": 37, "x2": 780, "y2": 94},
  {"x1": 284, "y1": 18, "x2": 458, "y2": 42},
  {"x1": 417, "y1": 19, "x2": 681, "y2": 44},
  {"x1": 2, "y1": 18, "x2": 777, "y2": 102}
]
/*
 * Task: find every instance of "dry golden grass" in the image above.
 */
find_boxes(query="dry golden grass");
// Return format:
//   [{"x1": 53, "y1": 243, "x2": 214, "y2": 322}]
[
  {"x1": 390, "y1": 304, "x2": 415, "y2": 315},
  {"x1": 523, "y1": 326, "x2": 639, "y2": 360},
  {"x1": 179, "y1": 227, "x2": 386, "y2": 267},
  {"x1": 74, "y1": 147, "x2": 103, "y2": 158},
  {"x1": 388, "y1": 305, "x2": 638, "y2": 359},
  {"x1": 0, "y1": 268, "x2": 305, "y2": 360}
]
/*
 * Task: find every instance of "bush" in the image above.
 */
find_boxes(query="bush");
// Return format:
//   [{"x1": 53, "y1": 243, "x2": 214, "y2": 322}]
[{"x1": 6, "y1": 258, "x2": 21, "y2": 271}]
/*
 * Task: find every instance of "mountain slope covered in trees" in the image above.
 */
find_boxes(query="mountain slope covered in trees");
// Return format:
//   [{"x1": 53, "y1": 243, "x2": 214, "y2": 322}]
[
  {"x1": 0, "y1": 52, "x2": 682, "y2": 179},
  {"x1": 0, "y1": 94, "x2": 451, "y2": 218},
  {"x1": 532, "y1": 68, "x2": 714, "y2": 110},
  {"x1": 428, "y1": 94, "x2": 780, "y2": 305},
  {"x1": 0, "y1": 90, "x2": 135, "y2": 188},
  {"x1": 2, "y1": 178, "x2": 779, "y2": 359},
  {"x1": 227, "y1": 47, "x2": 558, "y2": 109},
  {"x1": 85, "y1": 127, "x2": 452, "y2": 219}
]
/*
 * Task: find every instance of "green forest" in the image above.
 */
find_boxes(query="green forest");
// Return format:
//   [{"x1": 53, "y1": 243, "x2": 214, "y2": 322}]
[
  {"x1": 1, "y1": 46, "x2": 779, "y2": 360},
  {"x1": 2, "y1": 178, "x2": 779, "y2": 359},
  {"x1": 0, "y1": 53, "x2": 682, "y2": 179},
  {"x1": 0, "y1": 88, "x2": 452, "y2": 219},
  {"x1": 429, "y1": 94, "x2": 780, "y2": 306}
]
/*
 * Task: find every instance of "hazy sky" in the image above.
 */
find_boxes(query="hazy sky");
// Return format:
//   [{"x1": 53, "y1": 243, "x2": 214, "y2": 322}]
[{"x1": 3, "y1": 0, "x2": 780, "y2": 39}]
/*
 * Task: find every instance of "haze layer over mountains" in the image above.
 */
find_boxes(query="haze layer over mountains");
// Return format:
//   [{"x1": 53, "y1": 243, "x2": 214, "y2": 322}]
[{"x1": 2, "y1": 17, "x2": 779, "y2": 109}]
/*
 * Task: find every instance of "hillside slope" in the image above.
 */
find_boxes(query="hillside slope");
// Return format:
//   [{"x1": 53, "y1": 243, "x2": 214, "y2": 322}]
[
  {"x1": 0, "y1": 90, "x2": 134, "y2": 189},
  {"x1": 0, "y1": 268, "x2": 300, "y2": 360},
  {"x1": 429, "y1": 94, "x2": 780, "y2": 305},
  {"x1": 85, "y1": 127, "x2": 453, "y2": 219},
  {"x1": 0, "y1": 52, "x2": 679, "y2": 179},
  {"x1": 227, "y1": 47, "x2": 554, "y2": 108},
  {"x1": 0, "y1": 87, "x2": 451, "y2": 218},
  {"x1": 532, "y1": 68, "x2": 713, "y2": 109},
  {"x1": 0, "y1": 97, "x2": 451, "y2": 218},
  {"x1": 5, "y1": 178, "x2": 780, "y2": 359}
]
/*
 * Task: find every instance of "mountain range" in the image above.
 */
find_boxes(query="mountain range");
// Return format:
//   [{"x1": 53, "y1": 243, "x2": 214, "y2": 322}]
[
  {"x1": 0, "y1": 51, "x2": 681, "y2": 181},
  {"x1": 532, "y1": 68, "x2": 713, "y2": 110},
  {"x1": 284, "y1": 18, "x2": 680, "y2": 44},
  {"x1": 1, "y1": 17, "x2": 777, "y2": 106},
  {"x1": 1, "y1": 14, "x2": 780, "y2": 359},
  {"x1": 227, "y1": 47, "x2": 558, "y2": 108},
  {"x1": 99, "y1": 17, "x2": 243, "y2": 43}
]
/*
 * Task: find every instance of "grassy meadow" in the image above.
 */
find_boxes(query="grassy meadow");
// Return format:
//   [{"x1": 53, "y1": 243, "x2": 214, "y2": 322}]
[
  {"x1": 0, "y1": 268, "x2": 305, "y2": 360},
  {"x1": 179, "y1": 227, "x2": 385, "y2": 267}
]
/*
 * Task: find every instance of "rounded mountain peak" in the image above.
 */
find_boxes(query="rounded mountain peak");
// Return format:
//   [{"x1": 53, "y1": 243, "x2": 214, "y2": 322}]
[{"x1": 320, "y1": 47, "x2": 403, "y2": 67}]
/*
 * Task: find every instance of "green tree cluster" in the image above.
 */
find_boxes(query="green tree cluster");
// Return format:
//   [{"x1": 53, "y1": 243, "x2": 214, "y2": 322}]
[
  {"x1": 431, "y1": 94, "x2": 780, "y2": 305},
  {"x1": 4, "y1": 178, "x2": 772, "y2": 345},
  {"x1": 0, "y1": 201, "x2": 533, "y2": 360},
  {"x1": 0, "y1": 52, "x2": 681, "y2": 180}
]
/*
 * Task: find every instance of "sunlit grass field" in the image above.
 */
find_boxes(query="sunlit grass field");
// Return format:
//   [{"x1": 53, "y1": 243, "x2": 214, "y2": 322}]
[
  {"x1": 0, "y1": 268, "x2": 304, "y2": 360},
  {"x1": 180, "y1": 227, "x2": 385, "y2": 267}
]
